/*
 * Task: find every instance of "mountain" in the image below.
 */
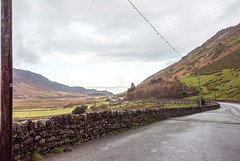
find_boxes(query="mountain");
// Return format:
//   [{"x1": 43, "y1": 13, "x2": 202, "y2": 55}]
[
  {"x1": 11, "y1": 68, "x2": 112, "y2": 98},
  {"x1": 126, "y1": 23, "x2": 240, "y2": 101}
]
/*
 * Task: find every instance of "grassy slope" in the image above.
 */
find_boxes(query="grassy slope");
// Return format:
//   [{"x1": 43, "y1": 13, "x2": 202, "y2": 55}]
[
  {"x1": 14, "y1": 81, "x2": 84, "y2": 98},
  {"x1": 179, "y1": 49, "x2": 240, "y2": 100}
]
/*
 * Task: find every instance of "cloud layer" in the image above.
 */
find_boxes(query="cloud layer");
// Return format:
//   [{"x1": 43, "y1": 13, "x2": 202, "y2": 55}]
[{"x1": 11, "y1": 0, "x2": 240, "y2": 93}]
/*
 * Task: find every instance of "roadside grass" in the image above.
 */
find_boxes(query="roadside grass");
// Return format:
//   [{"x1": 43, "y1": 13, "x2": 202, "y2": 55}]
[
  {"x1": 32, "y1": 152, "x2": 43, "y2": 161},
  {"x1": 52, "y1": 147, "x2": 63, "y2": 154}
]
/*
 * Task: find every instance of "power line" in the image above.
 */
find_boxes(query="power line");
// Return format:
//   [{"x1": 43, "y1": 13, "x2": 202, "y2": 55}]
[
  {"x1": 128, "y1": 0, "x2": 194, "y2": 74},
  {"x1": 128, "y1": 0, "x2": 204, "y2": 105},
  {"x1": 128, "y1": 0, "x2": 184, "y2": 59}
]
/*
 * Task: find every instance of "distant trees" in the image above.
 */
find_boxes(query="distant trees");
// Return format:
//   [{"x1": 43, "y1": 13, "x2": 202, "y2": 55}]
[{"x1": 150, "y1": 77, "x2": 163, "y2": 85}]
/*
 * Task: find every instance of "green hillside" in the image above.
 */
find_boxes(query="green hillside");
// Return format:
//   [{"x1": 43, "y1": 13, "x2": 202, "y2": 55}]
[
  {"x1": 180, "y1": 68, "x2": 240, "y2": 100},
  {"x1": 126, "y1": 23, "x2": 240, "y2": 101},
  {"x1": 180, "y1": 42, "x2": 240, "y2": 100}
]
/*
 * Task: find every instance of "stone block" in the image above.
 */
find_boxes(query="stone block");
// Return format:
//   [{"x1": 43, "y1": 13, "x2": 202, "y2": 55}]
[
  {"x1": 35, "y1": 135, "x2": 41, "y2": 140},
  {"x1": 13, "y1": 144, "x2": 20, "y2": 150},
  {"x1": 38, "y1": 119, "x2": 47, "y2": 128},
  {"x1": 14, "y1": 155, "x2": 21, "y2": 161},
  {"x1": 39, "y1": 139, "x2": 46, "y2": 144}
]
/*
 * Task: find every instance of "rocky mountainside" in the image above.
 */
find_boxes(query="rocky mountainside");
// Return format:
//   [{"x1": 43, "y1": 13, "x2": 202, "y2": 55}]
[
  {"x1": 127, "y1": 23, "x2": 240, "y2": 101},
  {"x1": 10, "y1": 68, "x2": 112, "y2": 98}
]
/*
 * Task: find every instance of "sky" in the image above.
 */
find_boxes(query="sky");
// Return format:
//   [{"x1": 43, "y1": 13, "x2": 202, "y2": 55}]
[{"x1": 11, "y1": 0, "x2": 240, "y2": 94}]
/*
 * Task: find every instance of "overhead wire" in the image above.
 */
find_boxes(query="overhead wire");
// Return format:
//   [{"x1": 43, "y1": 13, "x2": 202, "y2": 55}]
[
  {"x1": 128, "y1": 0, "x2": 210, "y2": 101},
  {"x1": 128, "y1": 0, "x2": 184, "y2": 59},
  {"x1": 127, "y1": 0, "x2": 200, "y2": 77},
  {"x1": 127, "y1": 0, "x2": 210, "y2": 82}
]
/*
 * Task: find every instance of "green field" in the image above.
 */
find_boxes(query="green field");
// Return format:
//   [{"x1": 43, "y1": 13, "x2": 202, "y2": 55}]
[
  {"x1": 10, "y1": 96, "x2": 97, "y2": 121},
  {"x1": 13, "y1": 107, "x2": 75, "y2": 119}
]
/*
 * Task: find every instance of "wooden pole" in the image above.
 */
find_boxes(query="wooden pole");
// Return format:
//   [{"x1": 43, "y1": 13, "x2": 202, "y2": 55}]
[
  {"x1": 1, "y1": 0, "x2": 13, "y2": 161},
  {"x1": 214, "y1": 84, "x2": 217, "y2": 101},
  {"x1": 197, "y1": 68, "x2": 202, "y2": 111}
]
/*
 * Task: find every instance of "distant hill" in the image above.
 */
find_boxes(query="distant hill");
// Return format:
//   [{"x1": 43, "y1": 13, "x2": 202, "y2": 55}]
[
  {"x1": 127, "y1": 23, "x2": 240, "y2": 101},
  {"x1": 10, "y1": 68, "x2": 112, "y2": 98}
]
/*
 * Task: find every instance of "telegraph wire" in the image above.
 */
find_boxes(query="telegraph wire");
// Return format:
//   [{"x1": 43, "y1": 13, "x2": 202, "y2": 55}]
[
  {"x1": 128, "y1": 0, "x2": 207, "y2": 80},
  {"x1": 128, "y1": 0, "x2": 184, "y2": 59},
  {"x1": 127, "y1": 0, "x2": 195, "y2": 76},
  {"x1": 128, "y1": 0, "x2": 205, "y2": 106}
]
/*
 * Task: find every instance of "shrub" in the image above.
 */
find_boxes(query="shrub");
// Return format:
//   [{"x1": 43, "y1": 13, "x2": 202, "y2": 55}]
[
  {"x1": 72, "y1": 105, "x2": 87, "y2": 114},
  {"x1": 90, "y1": 105, "x2": 98, "y2": 111},
  {"x1": 98, "y1": 104, "x2": 108, "y2": 109}
]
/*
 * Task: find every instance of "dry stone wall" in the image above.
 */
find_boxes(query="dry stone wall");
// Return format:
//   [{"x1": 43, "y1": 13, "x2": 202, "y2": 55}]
[{"x1": 13, "y1": 103, "x2": 220, "y2": 161}]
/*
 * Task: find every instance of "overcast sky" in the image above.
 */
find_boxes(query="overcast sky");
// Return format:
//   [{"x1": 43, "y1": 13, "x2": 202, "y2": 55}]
[{"x1": 12, "y1": 0, "x2": 240, "y2": 94}]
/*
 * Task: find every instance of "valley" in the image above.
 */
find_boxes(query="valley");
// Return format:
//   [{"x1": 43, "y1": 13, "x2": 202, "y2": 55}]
[{"x1": 2, "y1": 23, "x2": 240, "y2": 121}]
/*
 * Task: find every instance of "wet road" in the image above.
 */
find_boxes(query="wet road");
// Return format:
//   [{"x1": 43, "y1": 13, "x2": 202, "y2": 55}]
[
  {"x1": 44, "y1": 103, "x2": 240, "y2": 161},
  {"x1": 221, "y1": 102, "x2": 240, "y2": 120}
]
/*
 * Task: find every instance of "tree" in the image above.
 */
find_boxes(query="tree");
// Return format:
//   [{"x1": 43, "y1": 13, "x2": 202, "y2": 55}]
[
  {"x1": 128, "y1": 83, "x2": 136, "y2": 93},
  {"x1": 72, "y1": 105, "x2": 88, "y2": 114}
]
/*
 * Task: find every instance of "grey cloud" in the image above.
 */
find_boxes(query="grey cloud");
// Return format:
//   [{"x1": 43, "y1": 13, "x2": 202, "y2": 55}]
[{"x1": 12, "y1": 0, "x2": 240, "y2": 66}]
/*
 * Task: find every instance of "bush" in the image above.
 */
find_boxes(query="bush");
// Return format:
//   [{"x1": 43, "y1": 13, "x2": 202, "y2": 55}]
[
  {"x1": 72, "y1": 105, "x2": 87, "y2": 114},
  {"x1": 98, "y1": 104, "x2": 108, "y2": 109}
]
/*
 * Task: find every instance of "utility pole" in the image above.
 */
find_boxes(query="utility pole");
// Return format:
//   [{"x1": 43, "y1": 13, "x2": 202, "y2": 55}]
[
  {"x1": 1, "y1": 0, "x2": 13, "y2": 161},
  {"x1": 197, "y1": 68, "x2": 202, "y2": 111},
  {"x1": 214, "y1": 83, "x2": 217, "y2": 101}
]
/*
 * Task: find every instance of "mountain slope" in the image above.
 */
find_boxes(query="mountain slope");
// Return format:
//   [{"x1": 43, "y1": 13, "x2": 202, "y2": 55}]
[
  {"x1": 11, "y1": 68, "x2": 112, "y2": 98},
  {"x1": 128, "y1": 23, "x2": 240, "y2": 101}
]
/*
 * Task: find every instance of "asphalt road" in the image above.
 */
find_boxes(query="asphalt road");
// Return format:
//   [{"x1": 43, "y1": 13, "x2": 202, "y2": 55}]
[
  {"x1": 221, "y1": 102, "x2": 240, "y2": 120},
  {"x1": 44, "y1": 103, "x2": 240, "y2": 161}
]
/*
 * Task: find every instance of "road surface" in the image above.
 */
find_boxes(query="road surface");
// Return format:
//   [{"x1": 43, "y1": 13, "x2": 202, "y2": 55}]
[
  {"x1": 221, "y1": 102, "x2": 240, "y2": 120},
  {"x1": 44, "y1": 103, "x2": 240, "y2": 161}
]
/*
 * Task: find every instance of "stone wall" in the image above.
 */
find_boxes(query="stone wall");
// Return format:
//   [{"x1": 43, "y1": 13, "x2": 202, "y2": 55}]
[{"x1": 13, "y1": 103, "x2": 220, "y2": 161}]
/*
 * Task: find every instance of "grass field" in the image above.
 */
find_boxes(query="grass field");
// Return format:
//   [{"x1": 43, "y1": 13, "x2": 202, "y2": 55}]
[
  {"x1": 11, "y1": 96, "x2": 99, "y2": 121},
  {"x1": 13, "y1": 107, "x2": 75, "y2": 119}
]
